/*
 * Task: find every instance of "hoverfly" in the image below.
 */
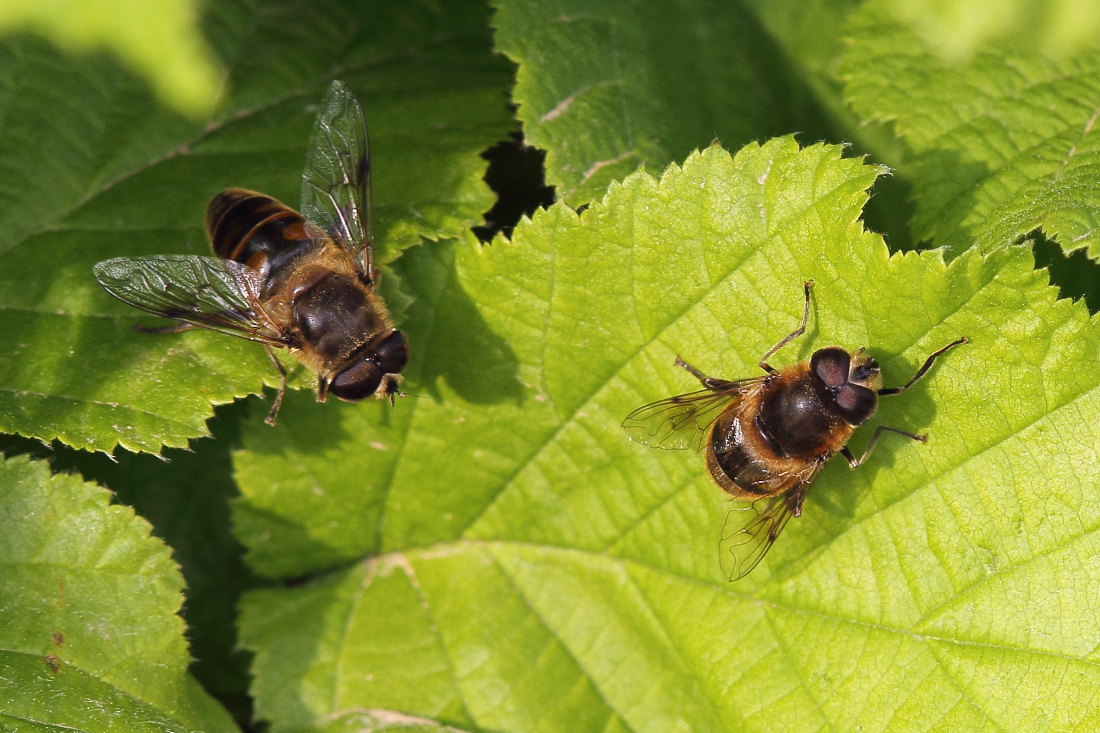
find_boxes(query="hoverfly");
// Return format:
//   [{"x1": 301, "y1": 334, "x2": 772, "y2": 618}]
[
  {"x1": 94, "y1": 81, "x2": 408, "y2": 425},
  {"x1": 623, "y1": 281, "x2": 966, "y2": 579}
]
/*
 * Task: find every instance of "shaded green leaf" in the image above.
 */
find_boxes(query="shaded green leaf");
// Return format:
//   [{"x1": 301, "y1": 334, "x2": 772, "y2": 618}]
[
  {"x1": 237, "y1": 140, "x2": 1100, "y2": 730},
  {"x1": 840, "y1": 0, "x2": 1100, "y2": 261},
  {"x1": 0, "y1": 453, "x2": 235, "y2": 731},
  {"x1": 491, "y1": 0, "x2": 817, "y2": 204},
  {"x1": 0, "y1": 0, "x2": 221, "y2": 116},
  {"x1": 0, "y1": 0, "x2": 513, "y2": 454},
  {"x1": 70, "y1": 404, "x2": 254, "y2": 719}
]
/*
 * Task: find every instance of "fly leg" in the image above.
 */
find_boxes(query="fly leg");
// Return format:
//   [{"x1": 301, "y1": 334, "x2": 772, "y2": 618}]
[
  {"x1": 263, "y1": 345, "x2": 287, "y2": 426},
  {"x1": 841, "y1": 426, "x2": 926, "y2": 468},
  {"x1": 843, "y1": 336, "x2": 967, "y2": 465},
  {"x1": 878, "y1": 337, "x2": 968, "y2": 396},
  {"x1": 675, "y1": 280, "x2": 814, "y2": 388},
  {"x1": 674, "y1": 356, "x2": 740, "y2": 392},
  {"x1": 758, "y1": 280, "x2": 814, "y2": 374},
  {"x1": 133, "y1": 322, "x2": 198, "y2": 334}
]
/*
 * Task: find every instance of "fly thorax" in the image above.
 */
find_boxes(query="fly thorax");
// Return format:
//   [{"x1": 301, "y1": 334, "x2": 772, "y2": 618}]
[
  {"x1": 756, "y1": 378, "x2": 836, "y2": 458},
  {"x1": 290, "y1": 270, "x2": 381, "y2": 362}
]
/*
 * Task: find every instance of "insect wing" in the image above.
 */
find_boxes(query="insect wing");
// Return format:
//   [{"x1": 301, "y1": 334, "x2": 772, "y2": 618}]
[
  {"x1": 622, "y1": 378, "x2": 761, "y2": 451},
  {"x1": 718, "y1": 474, "x2": 817, "y2": 580},
  {"x1": 93, "y1": 255, "x2": 283, "y2": 344},
  {"x1": 300, "y1": 80, "x2": 374, "y2": 280}
]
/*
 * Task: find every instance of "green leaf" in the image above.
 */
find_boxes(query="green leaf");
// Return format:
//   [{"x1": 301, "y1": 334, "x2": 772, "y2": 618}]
[
  {"x1": 0, "y1": 0, "x2": 221, "y2": 116},
  {"x1": 871, "y1": 0, "x2": 1100, "y2": 62},
  {"x1": 0, "y1": 0, "x2": 513, "y2": 454},
  {"x1": 237, "y1": 140, "x2": 1100, "y2": 730},
  {"x1": 0, "y1": 453, "x2": 236, "y2": 731},
  {"x1": 840, "y1": 1, "x2": 1100, "y2": 260},
  {"x1": 491, "y1": 0, "x2": 819, "y2": 204},
  {"x1": 55, "y1": 404, "x2": 255, "y2": 718}
]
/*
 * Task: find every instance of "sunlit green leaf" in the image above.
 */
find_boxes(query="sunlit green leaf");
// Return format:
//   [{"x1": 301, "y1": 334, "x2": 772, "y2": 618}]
[
  {"x1": 238, "y1": 140, "x2": 1100, "y2": 730},
  {"x1": 0, "y1": 453, "x2": 236, "y2": 731}
]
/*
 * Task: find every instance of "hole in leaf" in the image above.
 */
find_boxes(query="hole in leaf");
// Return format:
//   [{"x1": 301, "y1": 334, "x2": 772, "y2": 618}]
[
  {"x1": 474, "y1": 130, "x2": 555, "y2": 241},
  {"x1": 1028, "y1": 231, "x2": 1099, "y2": 313}
]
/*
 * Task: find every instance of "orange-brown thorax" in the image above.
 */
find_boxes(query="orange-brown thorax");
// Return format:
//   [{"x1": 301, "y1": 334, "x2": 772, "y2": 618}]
[{"x1": 705, "y1": 348, "x2": 883, "y2": 500}]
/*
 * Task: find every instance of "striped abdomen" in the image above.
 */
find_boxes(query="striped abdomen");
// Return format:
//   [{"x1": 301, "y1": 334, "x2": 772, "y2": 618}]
[{"x1": 206, "y1": 188, "x2": 323, "y2": 297}]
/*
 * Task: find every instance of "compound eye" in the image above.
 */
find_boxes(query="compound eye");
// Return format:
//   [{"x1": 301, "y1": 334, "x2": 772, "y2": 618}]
[
  {"x1": 811, "y1": 348, "x2": 851, "y2": 389},
  {"x1": 835, "y1": 383, "x2": 878, "y2": 425},
  {"x1": 329, "y1": 360, "x2": 383, "y2": 402},
  {"x1": 374, "y1": 330, "x2": 410, "y2": 375}
]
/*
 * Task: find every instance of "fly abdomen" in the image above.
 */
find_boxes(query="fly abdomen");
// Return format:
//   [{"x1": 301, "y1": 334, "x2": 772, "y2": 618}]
[
  {"x1": 710, "y1": 440, "x2": 776, "y2": 495},
  {"x1": 707, "y1": 406, "x2": 790, "y2": 497},
  {"x1": 206, "y1": 189, "x2": 317, "y2": 283}
]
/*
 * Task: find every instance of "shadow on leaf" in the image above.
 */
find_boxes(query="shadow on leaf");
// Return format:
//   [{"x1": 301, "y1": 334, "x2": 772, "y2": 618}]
[{"x1": 399, "y1": 241, "x2": 524, "y2": 406}]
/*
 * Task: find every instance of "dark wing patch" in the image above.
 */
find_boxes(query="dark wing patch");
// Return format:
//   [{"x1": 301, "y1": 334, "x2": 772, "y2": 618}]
[
  {"x1": 93, "y1": 255, "x2": 285, "y2": 344},
  {"x1": 718, "y1": 466, "x2": 821, "y2": 580},
  {"x1": 622, "y1": 377, "x2": 763, "y2": 451},
  {"x1": 300, "y1": 80, "x2": 374, "y2": 279}
]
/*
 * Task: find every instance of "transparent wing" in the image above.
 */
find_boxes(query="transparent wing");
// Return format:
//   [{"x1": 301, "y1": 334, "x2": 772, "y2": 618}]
[
  {"x1": 300, "y1": 80, "x2": 375, "y2": 280},
  {"x1": 622, "y1": 377, "x2": 763, "y2": 451},
  {"x1": 718, "y1": 471, "x2": 820, "y2": 581},
  {"x1": 93, "y1": 255, "x2": 285, "y2": 344}
]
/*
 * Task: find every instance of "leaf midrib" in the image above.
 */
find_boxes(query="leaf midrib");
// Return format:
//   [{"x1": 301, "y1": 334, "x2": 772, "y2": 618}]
[{"x1": 404, "y1": 539, "x2": 1100, "y2": 669}]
